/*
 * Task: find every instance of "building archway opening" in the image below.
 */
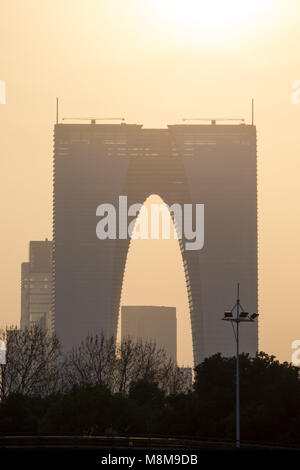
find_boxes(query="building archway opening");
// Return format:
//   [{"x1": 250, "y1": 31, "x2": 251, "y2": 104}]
[{"x1": 118, "y1": 194, "x2": 193, "y2": 368}]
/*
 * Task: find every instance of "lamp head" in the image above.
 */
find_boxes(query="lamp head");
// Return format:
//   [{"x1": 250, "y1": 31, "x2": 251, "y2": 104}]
[{"x1": 224, "y1": 311, "x2": 233, "y2": 319}]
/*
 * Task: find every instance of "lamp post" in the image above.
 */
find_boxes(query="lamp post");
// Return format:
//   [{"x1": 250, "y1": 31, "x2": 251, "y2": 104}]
[{"x1": 222, "y1": 283, "x2": 258, "y2": 449}]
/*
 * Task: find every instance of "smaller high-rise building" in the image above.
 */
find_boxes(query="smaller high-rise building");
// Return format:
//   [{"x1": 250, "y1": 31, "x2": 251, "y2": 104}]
[
  {"x1": 178, "y1": 367, "x2": 193, "y2": 392},
  {"x1": 20, "y1": 239, "x2": 53, "y2": 332},
  {"x1": 121, "y1": 306, "x2": 177, "y2": 362}
]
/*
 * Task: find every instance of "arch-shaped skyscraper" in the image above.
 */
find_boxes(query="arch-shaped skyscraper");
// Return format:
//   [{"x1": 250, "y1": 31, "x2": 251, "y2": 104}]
[{"x1": 53, "y1": 122, "x2": 258, "y2": 366}]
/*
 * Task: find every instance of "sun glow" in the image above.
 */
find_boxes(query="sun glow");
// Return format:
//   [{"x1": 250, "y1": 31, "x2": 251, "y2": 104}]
[{"x1": 150, "y1": 0, "x2": 281, "y2": 48}]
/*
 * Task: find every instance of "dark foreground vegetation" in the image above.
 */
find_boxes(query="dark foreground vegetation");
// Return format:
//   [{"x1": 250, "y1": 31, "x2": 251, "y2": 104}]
[{"x1": 0, "y1": 326, "x2": 299, "y2": 446}]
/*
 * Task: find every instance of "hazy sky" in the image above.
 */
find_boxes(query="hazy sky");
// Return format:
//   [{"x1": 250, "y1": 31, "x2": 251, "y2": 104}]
[{"x1": 0, "y1": 0, "x2": 300, "y2": 365}]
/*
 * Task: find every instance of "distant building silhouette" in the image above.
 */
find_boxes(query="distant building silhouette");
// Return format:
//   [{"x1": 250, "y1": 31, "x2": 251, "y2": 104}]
[
  {"x1": 121, "y1": 306, "x2": 177, "y2": 362},
  {"x1": 20, "y1": 239, "x2": 53, "y2": 332},
  {"x1": 53, "y1": 122, "x2": 258, "y2": 364}
]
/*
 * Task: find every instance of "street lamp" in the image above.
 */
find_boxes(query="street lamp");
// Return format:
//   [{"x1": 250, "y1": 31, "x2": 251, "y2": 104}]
[{"x1": 222, "y1": 283, "x2": 258, "y2": 449}]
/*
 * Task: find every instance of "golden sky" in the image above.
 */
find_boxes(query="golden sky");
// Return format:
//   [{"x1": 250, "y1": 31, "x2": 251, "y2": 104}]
[{"x1": 0, "y1": 0, "x2": 300, "y2": 365}]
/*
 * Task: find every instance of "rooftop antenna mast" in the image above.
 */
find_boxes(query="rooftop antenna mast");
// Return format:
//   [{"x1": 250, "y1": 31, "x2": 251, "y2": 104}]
[{"x1": 56, "y1": 97, "x2": 59, "y2": 124}]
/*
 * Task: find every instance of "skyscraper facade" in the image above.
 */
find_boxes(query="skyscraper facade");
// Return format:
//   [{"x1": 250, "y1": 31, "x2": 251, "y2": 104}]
[
  {"x1": 53, "y1": 122, "x2": 258, "y2": 365},
  {"x1": 21, "y1": 240, "x2": 53, "y2": 332}
]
